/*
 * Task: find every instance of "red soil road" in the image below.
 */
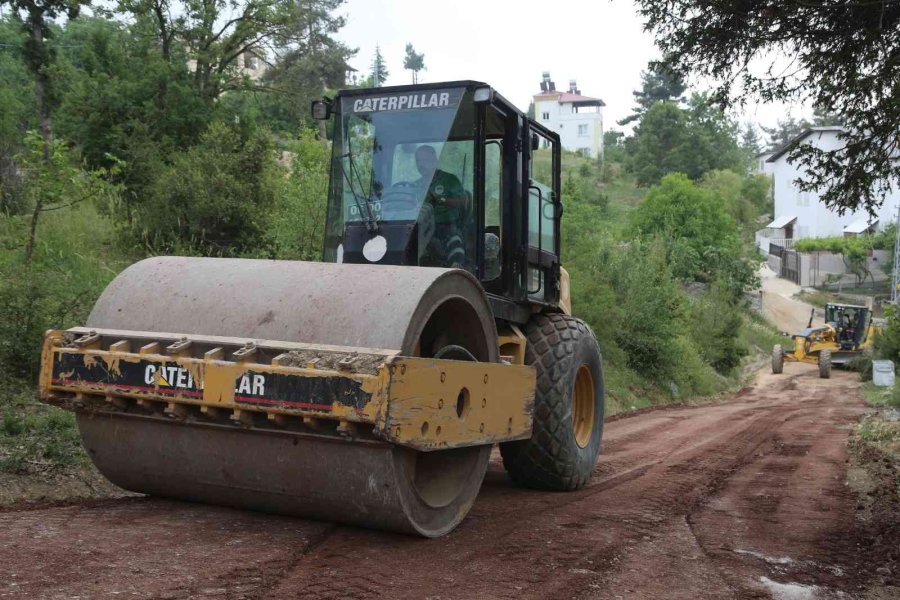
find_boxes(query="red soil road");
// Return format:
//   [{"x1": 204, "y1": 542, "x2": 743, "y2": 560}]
[{"x1": 0, "y1": 365, "x2": 884, "y2": 599}]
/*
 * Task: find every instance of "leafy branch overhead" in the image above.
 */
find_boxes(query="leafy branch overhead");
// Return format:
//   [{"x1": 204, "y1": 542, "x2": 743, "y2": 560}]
[{"x1": 635, "y1": 0, "x2": 900, "y2": 215}]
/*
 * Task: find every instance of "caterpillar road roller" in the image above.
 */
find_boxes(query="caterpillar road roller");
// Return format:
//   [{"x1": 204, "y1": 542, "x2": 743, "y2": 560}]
[
  {"x1": 37, "y1": 81, "x2": 604, "y2": 537},
  {"x1": 772, "y1": 303, "x2": 878, "y2": 378}
]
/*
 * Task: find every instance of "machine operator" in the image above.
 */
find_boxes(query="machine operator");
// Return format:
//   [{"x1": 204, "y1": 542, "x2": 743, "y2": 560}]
[{"x1": 414, "y1": 145, "x2": 471, "y2": 268}]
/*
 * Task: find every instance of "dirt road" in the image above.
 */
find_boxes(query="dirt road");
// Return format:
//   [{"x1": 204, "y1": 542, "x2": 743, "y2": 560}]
[
  {"x1": 759, "y1": 264, "x2": 818, "y2": 335},
  {"x1": 1, "y1": 365, "x2": 893, "y2": 599}
]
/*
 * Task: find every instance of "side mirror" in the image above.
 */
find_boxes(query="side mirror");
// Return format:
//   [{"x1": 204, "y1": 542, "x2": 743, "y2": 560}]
[
  {"x1": 531, "y1": 133, "x2": 540, "y2": 150},
  {"x1": 311, "y1": 99, "x2": 332, "y2": 120}
]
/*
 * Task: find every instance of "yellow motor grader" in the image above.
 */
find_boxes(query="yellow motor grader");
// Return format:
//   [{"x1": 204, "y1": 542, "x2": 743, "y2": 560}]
[
  {"x1": 772, "y1": 303, "x2": 877, "y2": 378},
  {"x1": 36, "y1": 81, "x2": 605, "y2": 537}
]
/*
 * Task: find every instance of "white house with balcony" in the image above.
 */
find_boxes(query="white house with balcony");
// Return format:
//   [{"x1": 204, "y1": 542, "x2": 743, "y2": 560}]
[
  {"x1": 756, "y1": 126, "x2": 900, "y2": 256},
  {"x1": 533, "y1": 73, "x2": 605, "y2": 159}
]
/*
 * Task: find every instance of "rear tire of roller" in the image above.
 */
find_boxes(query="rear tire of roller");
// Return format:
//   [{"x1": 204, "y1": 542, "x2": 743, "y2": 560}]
[{"x1": 500, "y1": 314, "x2": 604, "y2": 491}]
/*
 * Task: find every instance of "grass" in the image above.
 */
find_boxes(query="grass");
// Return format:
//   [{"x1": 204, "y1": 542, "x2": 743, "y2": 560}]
[
  {"x1": 0, "y1": 379, "x2": 86, "y2": 475},
  {"x1": 741, "y1": 311, "x2": 791, "y2": 355},
  {"x1": 856, "y1": 383, "x2": 900, "y2": 462}
]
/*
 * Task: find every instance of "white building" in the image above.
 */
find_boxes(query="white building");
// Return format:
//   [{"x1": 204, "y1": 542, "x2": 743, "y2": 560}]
[
  {"x1": 755, "y1": 151, "x2": 775, "y2": 176},
  {"x1": 533, "y1": 73, "x2": 605, "y2": 159},
  {"x1": 757, "y1": 126, "x2": 900, "y2": 253}
]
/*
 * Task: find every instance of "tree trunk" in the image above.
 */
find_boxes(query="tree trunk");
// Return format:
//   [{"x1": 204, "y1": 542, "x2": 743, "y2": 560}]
[{"x1": 24, "y1": 11, "x2": 51, "y2": 267}]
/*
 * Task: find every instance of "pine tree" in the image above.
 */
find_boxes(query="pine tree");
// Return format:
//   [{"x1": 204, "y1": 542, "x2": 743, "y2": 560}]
[
  {"x1": 370, "y1": 45, "x2": 388, "y2": 87},
  {"x1": 619, "y1": 62, "x2": 687, "y2": 126}
]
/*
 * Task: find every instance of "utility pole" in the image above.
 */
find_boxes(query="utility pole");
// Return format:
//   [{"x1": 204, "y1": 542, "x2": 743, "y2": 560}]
[{"x1": 892, "y1": 205, "x2": 900, "y2": 304}]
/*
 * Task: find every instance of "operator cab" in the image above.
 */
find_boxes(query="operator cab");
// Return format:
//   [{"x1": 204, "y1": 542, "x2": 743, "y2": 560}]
[
  {"x1": 825, "y1": 303, "x2": 871, "y2": 349},
  {"x1": 314, "y1": 81, "x2": 562, "y2": 321}
]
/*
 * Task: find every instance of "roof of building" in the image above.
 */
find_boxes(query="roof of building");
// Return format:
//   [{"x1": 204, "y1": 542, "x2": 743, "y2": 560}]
[
  {"x1": 766, "y1": 126, "x2": 846, "y2": 163},
  {"x1": 534, "y1": 90, "x2": 606, "y2": 107},
  {"x1": 843, "y1": 217, "x2": 878, "y2": 234},
  {"x1": 766, "y1": 215, "x2": 797, "y2": 229}
]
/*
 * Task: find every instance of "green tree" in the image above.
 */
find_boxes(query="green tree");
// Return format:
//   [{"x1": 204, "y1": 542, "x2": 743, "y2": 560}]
[
  {"x1": 626, "y1": 95, "x2": 743, "y2": 186},
  {"x1": 740, "y1": 123, "x2": 762, "y2": 158},
  {"x1": 402, "y1": 43, "x2": 425, "y2": 84},
  {"x1": 249, "y1": 0, "x2": 354, "y2": 136},
  {"x1": 761, "y1": 115, "x2": 811, "y2": 151},
  {"x1": 0, "y1": 17, "x2": 35, "y2": 213},
  {"x1": 635, "y1": 0, "x2": 898, "y2": 215},
  {"x1": 267, "y1": 128, "x2": 330, "y2": 260},
  {"x1": 619, "y1": 61, "x2": 686, "y2": 126},
  {"x1": 812, "y1": 105, "x2": 842, "y2": 127},
  {"x1": 699, "y1": 169, "x2": 770, "y2": 228},
  {"x1": 368, "y1": 44, "x2": 388, "y2": 87},
  {"x1": 0, "y1": 131, "x2": 121, "y2": 377},
  {"x1": 603, "y1": 129, "x2": 625, "y2": 163},
  {"x1": 630, "y1": 173, "x2": 753, "y2": 293},
  {"x1": 626, "y1": 102, "x2": 691, "y2": 185},
  {"x1": 114, "y1": 0, "x2": 346, "y2": 104},
  {"x1": 1, "y1": 0, "x2": 90, "y2": 262},
  {"x1": 123, "y1": 122, "x2": 279, "y2": 254}
]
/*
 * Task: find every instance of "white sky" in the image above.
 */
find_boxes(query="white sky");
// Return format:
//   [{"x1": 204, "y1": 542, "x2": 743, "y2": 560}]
[{"x1": 337, "y1": 0, "x2": 811, "y2": 136}]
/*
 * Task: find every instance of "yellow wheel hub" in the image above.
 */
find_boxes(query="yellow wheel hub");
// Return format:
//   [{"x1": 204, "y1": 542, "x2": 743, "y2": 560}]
[{"x1": 572, "y1": 364, "x2": 595, "y2": 449}]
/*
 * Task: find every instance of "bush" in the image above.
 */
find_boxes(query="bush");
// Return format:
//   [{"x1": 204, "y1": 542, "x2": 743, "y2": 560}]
[
  {"x1": 874, "y1": 305, "x2": 900, "y2": 363},
  {"x1": 629, "y1": 173, "x2": 756, "y2": 295},
  {"x1": 0, "y1": 136, "x2": 125, "y2": 380},
  {"x1": 687, "y1": 283, "x2": 748, "y2": 373},
  {"x1": 601, "y1": 238, "x2": 686, "y2": 381},
  {"x1": 699, "y1": 169, "x2": 771, "y2": 228},
  {"x1": 119, "y1": 121, "x2": 280, "y2": 255},
  {"x1": 264, "y1": 129, "x2": 331, "y2": 260}
]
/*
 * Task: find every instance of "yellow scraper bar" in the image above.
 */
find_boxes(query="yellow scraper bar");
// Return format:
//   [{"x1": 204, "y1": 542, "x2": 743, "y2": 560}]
[{"x1": 39, "y1": 328, "x2": 535, "y2": 451}]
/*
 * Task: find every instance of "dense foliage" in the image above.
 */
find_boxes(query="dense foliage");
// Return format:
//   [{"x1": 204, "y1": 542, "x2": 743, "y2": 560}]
[
  {"x1": 635, "y1": 0, "x2": 900, "y2": 215},
  {"x1": 625, "y1": 94, "x2": 748, "y2": 186}
]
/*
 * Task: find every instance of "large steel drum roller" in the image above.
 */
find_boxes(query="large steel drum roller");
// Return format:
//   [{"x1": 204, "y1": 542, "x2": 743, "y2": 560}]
[{"x1": 77, "y1": 257, "x2": 500, "y2": 536}]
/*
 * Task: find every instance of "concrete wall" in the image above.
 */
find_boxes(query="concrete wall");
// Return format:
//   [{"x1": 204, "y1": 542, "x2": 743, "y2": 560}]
[
  {"x1": 768, "y1": 249, "x2": 889, "y2": 288},
  {"x1": 799, "y1": 250, "x2": 890, "y2": 287}
]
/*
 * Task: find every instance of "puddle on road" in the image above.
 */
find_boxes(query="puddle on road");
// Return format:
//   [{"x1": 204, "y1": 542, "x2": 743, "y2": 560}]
[{"x1": 758, "y1": 576, "x2": 819, "y2": 600}]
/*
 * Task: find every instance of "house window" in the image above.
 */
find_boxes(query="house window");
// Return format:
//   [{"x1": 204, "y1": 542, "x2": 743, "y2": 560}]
[
  {"x1": 542, "y1": 112, "x2": 550, "y2": 120},
  {"x1": 797, "y1": 191, "x2": 810, "y2": 206},
  {"x1": 577, "y1": 124, "x2": 588, "y2": 136},
  {"x1": 578, "y1": 148, "x2": 592, "y2": 157}
]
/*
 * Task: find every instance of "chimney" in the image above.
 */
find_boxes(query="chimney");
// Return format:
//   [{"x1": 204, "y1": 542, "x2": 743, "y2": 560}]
[{"x1": 569, "y1": 79, "x2": 579, "y2": 95}]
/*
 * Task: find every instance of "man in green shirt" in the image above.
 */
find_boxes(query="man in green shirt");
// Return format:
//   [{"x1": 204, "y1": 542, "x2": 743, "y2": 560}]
[{"x1": 414, "y1": 145, "x2": 471, "y2": 268}]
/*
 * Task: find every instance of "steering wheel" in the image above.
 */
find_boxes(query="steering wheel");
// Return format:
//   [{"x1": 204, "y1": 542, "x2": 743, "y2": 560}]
[{"x1": 380, "y1": 181, "x2": 420, "y2": 210}]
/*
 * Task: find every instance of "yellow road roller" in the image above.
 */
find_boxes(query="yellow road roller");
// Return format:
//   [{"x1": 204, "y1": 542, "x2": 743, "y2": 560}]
[{"x1": 37, "y1": 81, "x2": 604, "y2": 537}]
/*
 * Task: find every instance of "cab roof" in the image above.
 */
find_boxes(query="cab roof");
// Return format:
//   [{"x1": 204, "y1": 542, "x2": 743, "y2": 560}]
[{"x1": 335, "y1": 80, "x2": 526, "y2": 117}]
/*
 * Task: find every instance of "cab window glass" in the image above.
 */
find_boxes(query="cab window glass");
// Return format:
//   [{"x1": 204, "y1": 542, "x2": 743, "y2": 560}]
[{"x1": 528, "y1": 132, "x2": 555, "y2": 252}]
